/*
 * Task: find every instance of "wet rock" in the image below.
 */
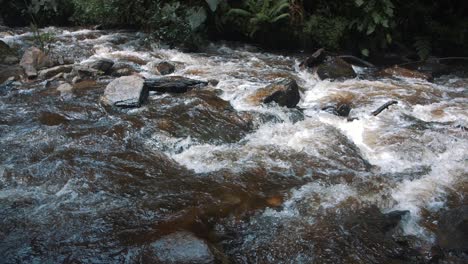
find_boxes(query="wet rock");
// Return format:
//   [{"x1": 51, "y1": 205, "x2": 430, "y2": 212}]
[
  {"x1": 38, "y1": 64, "x2": 73, "y2": 80},
  {"x1": 102, "y1": 76, "x2": 148, "y2": 107},
  {"x1": 110, "y1": 63, "x2": 136, "y2": 77},
  {"x1": 436, "y1": 205, "x2": 468, "y2": 252},
  {"x1": 57, "y1": 83, "x2": 73, "y2": 98},
  {"x1": 20, "y1": 47, "x2": 52, "y2": 79},
  {"x1": 316, "y1": 57, "x2": 357, "y2": 80},
  {"x1": 249, "y1": 78, "x2": 301, "y2": 108},
  {"x1": 208, "y1": 79, "x2": 219, "y2": 86},
  {"x1": 0, "y1": 64, "x2": 24, "y2": 84},
  {"x1": 299, "y1": 48, "x2": 326, "y2": 69},
  {"x1": 153, "y1": 61, "x2": 175, "y2": 75},
  {"x1": 378, "y1": 65, "x2": 432, "y2": 81},
  {"x1": 0, "y1": 40, "x2": 18, "y2": 65},
  {"x1": 147, "y1": 90, "x2": 251, "y2": 144},
  {"x1": 143, "y1": 231, "x2": 214, "y2": 264},
  {"x1": 84, "y1": 58, "x2": 114, "y2": 74},
  {"x1": 322, "y1": 104, "x2": 352, "y2": 117},
  {"x1": 38, "y1": 112, "x2": 69, "y2": 126},
  {"x1": 145, "y1": 76, "x2": 208, "y2": 93}
]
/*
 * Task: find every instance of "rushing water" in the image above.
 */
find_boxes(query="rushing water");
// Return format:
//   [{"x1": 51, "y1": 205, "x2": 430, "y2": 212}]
[{"x1": 0, "y1": 27, "x2": 467, "y2": 263}]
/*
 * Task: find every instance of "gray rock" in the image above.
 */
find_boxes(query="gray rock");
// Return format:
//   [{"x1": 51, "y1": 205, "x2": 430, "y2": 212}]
[
  {"x1": 144, "y1": 231, "x2": 214, "y2": 264},
  {"x1": 0, "y1": 64, "x2": 24, "y2": 84},
  {"x1": 20, "y1": 47, "x2": 52, "y2": 79},
  {"x1": 38, "y1": 64, "x2": 73, "y2": 80},
  {"x1": 316, "y1": 57, "x2": 357, "y2": 80},
  {"x1": 102, "y1": 76, "x2": 147, "y2": 107},
  {"x1": 144, "y1": 76, "x2": 208, "y2": 93},
  {"x1": 84, "y1": 58, "x2": 114, "y2": 74}
]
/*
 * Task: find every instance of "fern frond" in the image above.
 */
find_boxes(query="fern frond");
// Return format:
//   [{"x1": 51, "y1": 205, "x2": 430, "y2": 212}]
[{"x1": 227, "y1": 8, "x2": 252, "y2": 17}]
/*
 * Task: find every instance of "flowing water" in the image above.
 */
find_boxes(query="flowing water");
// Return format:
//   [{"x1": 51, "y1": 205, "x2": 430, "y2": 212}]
[{"x1": 0, "y1": 28, "x2": 467, "y2": 263}]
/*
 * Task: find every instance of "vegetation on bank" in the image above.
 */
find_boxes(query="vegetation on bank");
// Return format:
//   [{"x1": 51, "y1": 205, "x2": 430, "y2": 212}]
[{"x1": 1, "y1": 0, "x2": 467, "y2": 58}]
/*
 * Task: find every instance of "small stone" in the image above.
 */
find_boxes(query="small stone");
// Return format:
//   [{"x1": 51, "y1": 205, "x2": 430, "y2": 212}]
[
  {"x1": 208, "y1": 79, "x2": 219, "y2": 86},
  {"x1": 38, "y1": 64, "x2": 73, "y2": 80},
  {"x1": 316, "y1": 57, "x2": 357, "y2": 80},
  {"x1": 249, "y1": 78, "x2": 301, "y2": 108}
]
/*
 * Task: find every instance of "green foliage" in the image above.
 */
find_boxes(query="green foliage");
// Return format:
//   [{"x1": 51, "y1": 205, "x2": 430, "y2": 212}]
[
  {"x1": 304, "y1": 15, "x2": 348, "y2": 50},
  {"x1": 413, "y1": 37, "x2": 431, "y2": 61},
  {"x1": 227, "y1": 0, "x2": 290, "y2": 37}
]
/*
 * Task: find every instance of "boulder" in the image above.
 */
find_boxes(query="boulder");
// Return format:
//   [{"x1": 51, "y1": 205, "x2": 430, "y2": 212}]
[
  {"x1": 110, "y1": 63, "x2": 136, "y2": 77},
  {"x1": 20, "y1": 47, "x2": 52, "y2": 79},
  {"x1": 102, "y1": 76, "x2": 147, "y2": 107},
  {"x1": 249, "y1": 78, "x2": 300, "y2": 108},
  {"x1": 436, "y1": 205, "x2": 468, "y2": 252},
  {"x1": 143, "y1": 231, "x2": 215, "y2": 264},
  {"x1": 299, "y1": 48, "x2": 326, "y2": 69},
  {"x1": 83, "y1": 58, "x2": 114, "y2": 74},
  {"x1": 0, "y1": 64, "x2": 24, "y2": 84},
  {"x1": 316, "y1": 57, "x2": 357, "y2": 80},
  {"x1": 144, "y1": 76, "x2": 208, "y2": 93},
  {"x1": 57, "y1": 83, "x2": 73, "y2": 98},
  {"x1": 0, "y1": 40, "x2": 18, "y2": 65},
  {"x1": 38, "y1": 64, "x2": 73, "y2": 80},
  {"x1": 378, "y1": 65, "x2": 432, "y2": 81},
  {"x1": 153, "y1": 61, "x2": 175, "y2": 75}
]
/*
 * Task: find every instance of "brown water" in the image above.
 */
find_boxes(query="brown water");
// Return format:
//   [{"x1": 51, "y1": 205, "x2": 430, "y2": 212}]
[{"x1": 0, "y1": 27, "x2": 467, "y2": 263}]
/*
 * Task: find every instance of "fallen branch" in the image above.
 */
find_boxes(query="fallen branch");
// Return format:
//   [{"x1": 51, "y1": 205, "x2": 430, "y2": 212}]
[{"x1": 371, "y1": 100, "x2": 398, "y2": 116}]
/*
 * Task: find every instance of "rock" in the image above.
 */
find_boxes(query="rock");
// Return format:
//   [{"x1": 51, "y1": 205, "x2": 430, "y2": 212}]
[
  {"x1": 84, "y1": 58, "x2": 114, "y2": 74},
  {"x1": 0, "y1": 40, "x2": 18, "y2": 65},
  {"x1": 143, "y1": 231, "x2": 215, "y2": 264},
  {"x1": 57, "y1": 83, "x2": 73, "y2": 94},
  {"x1": 37, "y1": 64, "x2": 73, "y2": 80},
  {"x1": 146, "y1": 90, "x2": 252, "y2": 144},
  {"x1": 38, "y1": 112, "x2": 69, "y2": 126},
  {"x1": 249, "y1": 78, "x2": 301, "y2": 108},
  {"x1": 436, "y1": 205, "x2": 468, "y2": 252},
  {"x1": 0, "y1": 64, "x2": 24, "y2": 84},
  {"x1": 378, "y1": 65, "x2": 432, "y2": 80},
  {"x1": 208, "y1": 79, "x2": 219, "y2": 86},
  {"x1": 145, "y1": 76, "x2": 208, "y2": 93},
  {"x1": 20, "y1": 47, "x2": 52, "y2": 79},
  {"x1": 110, "y1": 63, "x2": 136, "y2": 77},
  {"x1": 102, "y1": 76, "x2": 147, "y2": 107},
  {"x1": 316, "y1": 57, "x2": 357, "y2": 80},
  {"x1": 71, "y1": 65, "x2": 99, "y2": 80},
  {"x1": 322, "y1": 104, "x2": 352, "y2": 117},
  {"x1": 299, "y1": 48, "x2": 326, "y2": 69},
  {"x1": 153, "y1": 61, "x2": 175, "y2": 75}
]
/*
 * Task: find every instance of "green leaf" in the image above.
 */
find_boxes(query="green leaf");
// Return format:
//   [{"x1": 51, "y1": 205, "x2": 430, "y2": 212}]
[
  {"x1": 386, "y1": 33, "x2": 392, "y2": 43},
  {"x1": 205, "y1": 0, "x2": 220, "y2": 12},
  {"x1": 187, "y1": 7, "x2": 207, "y2": 30},
  {"x1": 227, "y1": 8, "x2": 252, "y2": 17},
  {"x1": 366, "y1": 24, "x2": 376, "y2": 35},
  {"x1": 361, "y1": 49, "x2": 370, "y2": 57},
  {"x1": 355, "y1": 0, "x2": 364, "y2": 7}
]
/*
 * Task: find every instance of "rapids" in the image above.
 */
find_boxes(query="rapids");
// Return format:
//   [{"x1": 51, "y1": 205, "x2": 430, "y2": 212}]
[{"x1": 0, "y1": 27, "x2": 467, "y2": 263}]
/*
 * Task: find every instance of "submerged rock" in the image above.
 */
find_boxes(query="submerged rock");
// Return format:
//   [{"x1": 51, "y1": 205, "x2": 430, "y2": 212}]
[
  {"x1": 145, "y1": 76, "x2": 208, "y2": 93},
  {"x1": 102, "y1": 76, "x2": 147, "y2": 107},
  {"x1": 20, "y1": 47, "x2": 52, "y2": 79},
  {"x1": 0, "y1": 40, "x2": 18, "y2": 65},
  {"x1": 146, "y1": 90, "x2": 252, "y2": 144},
  {"x1": 249, "y1": 78, "x2": 301, "y2": 108},
  {"x1": 378, "y1": 65, "x2": 432, "y2": 80},
  {"x1": 436, "y1": 205, "x2": 468, "y2": 252},
  {"x1": 316, "y1": 57, "x2": 357, "y2": 80},
  {"x1": 143, "y1": 231, "x2": 214, "y2": 264}
]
